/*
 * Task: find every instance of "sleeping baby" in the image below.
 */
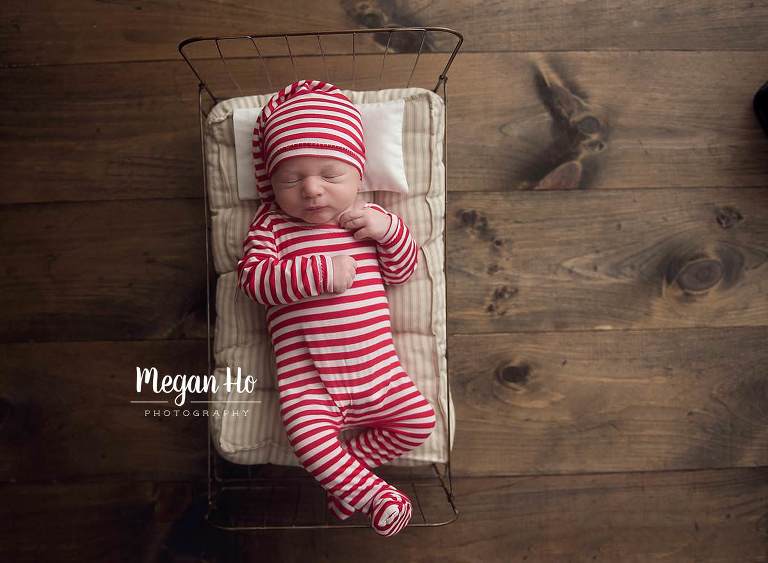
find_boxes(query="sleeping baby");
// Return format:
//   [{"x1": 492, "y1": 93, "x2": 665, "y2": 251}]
[{"x1": 236, "y1": 80, "x2": 436, "y2": 537}]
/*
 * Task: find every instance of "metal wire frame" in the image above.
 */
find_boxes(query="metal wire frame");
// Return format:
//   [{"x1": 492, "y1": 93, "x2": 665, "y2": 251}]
[
  {"x1": 179, "y1": 26, "x2": 462, "y2": 104},
  {"x1": 179, "y1": 26, "x2": 462, "y2": 531}
]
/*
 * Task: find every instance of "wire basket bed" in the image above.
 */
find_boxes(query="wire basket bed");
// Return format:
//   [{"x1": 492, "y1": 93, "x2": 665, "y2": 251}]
[{"x1": 179, "y1": 26, "x2": 463, "y2": 531}]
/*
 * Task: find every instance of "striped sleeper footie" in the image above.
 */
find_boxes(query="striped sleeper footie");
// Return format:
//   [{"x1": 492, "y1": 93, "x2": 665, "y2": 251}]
[
  {"x1": 238, "y1": 201, "x2": 436, "y2": 538},
  {"x1": 364, "y1": 485, "x2": 413, "y2": 536}
]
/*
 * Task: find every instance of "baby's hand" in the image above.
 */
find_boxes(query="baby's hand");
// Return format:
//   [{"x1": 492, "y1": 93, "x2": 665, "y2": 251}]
[
  {"x1": 338, "y1": 197, "x2": 391, "y2": 242},
  {"x1": 331, "y1": 255, "x2": 357, "y2": 293}
]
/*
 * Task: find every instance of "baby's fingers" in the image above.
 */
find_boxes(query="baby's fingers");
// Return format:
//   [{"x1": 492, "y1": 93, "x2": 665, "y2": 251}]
[
  {"x1": 340, "y1": 212, "x2": 365, "y2": 228},
  {"x1": 352, "y1": 228, "x2": 371, "y2": 240}
]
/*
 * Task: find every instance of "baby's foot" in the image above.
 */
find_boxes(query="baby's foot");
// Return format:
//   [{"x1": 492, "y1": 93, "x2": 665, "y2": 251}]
[
  {"x1": 327, "y1": 493, "x2": 356, "y2": 521},
  {"x1": 366, "y1": 485, "x2": 412, "y2": 537}
]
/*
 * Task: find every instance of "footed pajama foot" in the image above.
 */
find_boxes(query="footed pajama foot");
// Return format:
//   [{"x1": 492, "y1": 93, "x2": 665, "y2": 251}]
[
  {"x1": 365, "y1": 485, "x2": 412, "y2": 537},
  {"x1": 327, "y1": 493, "x2": 356, "y2": 521}
]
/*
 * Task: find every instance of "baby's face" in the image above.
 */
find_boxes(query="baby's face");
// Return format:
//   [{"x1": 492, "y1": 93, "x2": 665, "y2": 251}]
[{"x1": 270, "y1": 156, "x2": 361, "y2": 225}]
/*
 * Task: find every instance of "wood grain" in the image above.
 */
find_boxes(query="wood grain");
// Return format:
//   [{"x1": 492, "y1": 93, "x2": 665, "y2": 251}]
[
  {"x1": 0, "y1": 199, "x2": 210, "y2": 342},
  {"x1": 3, "y1": 2, "x2": 768, "y2": 558},
  {"x1": 3, "y1": 327, "x2": 766, "y2": 481},
  {"x1": 448, "y1": 188, "x2": 768, "y2": 334},
  {"x1": 446, "y1": 52, "x2": 768, "y2": 193},
  {"x1": 261, "y1": 468, "x2": 768, "y2": 563},
  {"x1": 0, "y1": 340, "x2": 208, "y2": 481},
  {"x1": 2, "y1": 188, "x2": 765, "y2": 343},
  {"x1": 448, "y1": 328, "x2": 768, "y2": 475},
  {"x1": 3, "y1": 52, "x2": 768, "y2": 206},
  {"x1": 4, "y1": 1, "x2": 768, "y2": 65},
  {"x1": 0, "y1": 481, "x2": 227, "y2": 563},
  {"x1": 5, "y1": 469, "x2": 764, "y2": 562}
]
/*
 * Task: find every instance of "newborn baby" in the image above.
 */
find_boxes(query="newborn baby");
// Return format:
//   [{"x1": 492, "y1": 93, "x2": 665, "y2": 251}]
[{"x1": 236, "y1": 80, "x2": 436, "y2": 537}]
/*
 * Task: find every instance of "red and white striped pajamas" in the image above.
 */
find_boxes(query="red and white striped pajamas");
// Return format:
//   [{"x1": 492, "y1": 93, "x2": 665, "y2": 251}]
[{"x1": 237, "y1": 201, "x2": 436, "y2": 533}]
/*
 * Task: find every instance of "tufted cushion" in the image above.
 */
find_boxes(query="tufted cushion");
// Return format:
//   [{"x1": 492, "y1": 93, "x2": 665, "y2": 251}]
[{"x1": 204, "y1": 87, "x2": 453, "y2": 466}]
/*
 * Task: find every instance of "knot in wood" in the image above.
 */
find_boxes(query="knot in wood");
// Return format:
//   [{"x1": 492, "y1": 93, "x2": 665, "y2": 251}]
[
  {"x1": 714, "y1": 206, "x2": 743, "y2": 229},
  {"x1": 677, "y1": 258, "x2": 723, "y2": 293},
  {"x1": 496, "y1": 363, "x2": 530, "y2": 388}
]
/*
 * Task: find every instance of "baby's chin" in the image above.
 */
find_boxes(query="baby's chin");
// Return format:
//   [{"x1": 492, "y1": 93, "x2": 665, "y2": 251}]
[{"x1": 299, "y1": 208, "x2": 341, "y2": 225}]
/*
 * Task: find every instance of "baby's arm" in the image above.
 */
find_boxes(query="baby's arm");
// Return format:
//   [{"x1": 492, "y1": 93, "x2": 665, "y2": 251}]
[
  {"x1": 237, "y1": 215, "x2": 333, "y2": 306},
  {"x1": 366, "y1": 203, "x2": 419, "y2": 286}
]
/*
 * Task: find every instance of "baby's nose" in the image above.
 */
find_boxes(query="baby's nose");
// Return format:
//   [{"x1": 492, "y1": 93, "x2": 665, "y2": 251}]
[{"x1": 302, "y1": 176, "x2": 324, "y2": 195}]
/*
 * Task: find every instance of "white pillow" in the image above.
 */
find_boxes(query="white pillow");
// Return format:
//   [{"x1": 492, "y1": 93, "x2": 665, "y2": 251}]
[{"x1": 233, "y1": 99, "x2": 409, "y2": 201}]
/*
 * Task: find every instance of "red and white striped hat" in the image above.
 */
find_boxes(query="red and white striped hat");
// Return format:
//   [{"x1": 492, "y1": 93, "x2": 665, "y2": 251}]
[{"x1": 252, "y1": 80, "x2": 366, "y2": 205}]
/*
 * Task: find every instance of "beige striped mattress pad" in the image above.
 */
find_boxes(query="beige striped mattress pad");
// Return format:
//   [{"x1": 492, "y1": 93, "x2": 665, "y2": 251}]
[{"x1": 203, "y1": 87, "x2": 454, "y2": 466}]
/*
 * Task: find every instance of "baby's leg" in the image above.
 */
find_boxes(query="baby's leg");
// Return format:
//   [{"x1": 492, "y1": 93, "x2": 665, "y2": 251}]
[
  {"x1": 278, "y1": 376, "x2": 396, "y2": 519},
  {"x1": 342, "y1": 373, "x2": 437, "y2": 469},
  {"x1": 331, "y1": 374, "x2": 436, "y2": 534}
]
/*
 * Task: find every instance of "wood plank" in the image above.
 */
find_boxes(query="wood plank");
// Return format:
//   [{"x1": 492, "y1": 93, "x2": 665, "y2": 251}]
[
  {"x1": 0, "y1": 341, "x2": 208, "y2": 481},
  {"x1": 3, "y1": 187, "x2": 766, "y2": 343},
  {"x1": 3, "y1": 51, "x2": 768, "y2": 206},
  {"x1": 3, "y1": 469, "x2": 764, "y2": 562},
  {"x1": 448, "y1": 328, "x2": 768, "y2": 475},
  {"x1": 447, "y1": 52, "x2": 768, "y2": 193},
  {"x1": 0, "y1": 62, "x2": 204, "y2": 204},
  {"x1": 2, "y1": 327, "x2": 766, "y2": 481},
  {"x1": 0, "y1": 481, "x2": 161, "y2": 562},
  {"x1": 0, "y1": 54, "x2": 440, "y2": 205},
  {"x1": 0, "y1": 199, "x2": 210, "y2": 342},
  {"x1": 4, "y1": 1, "x2": 768, "y2": 66},
  {"x1": 448, "y1": 188, "x2": 768, "y2": 334},
  {"x1": 278, "y1": 468, "x2": 768, "y2": 562},
  {"x1": 0, "y1": 480, "x2": 238, "y2": 563}
]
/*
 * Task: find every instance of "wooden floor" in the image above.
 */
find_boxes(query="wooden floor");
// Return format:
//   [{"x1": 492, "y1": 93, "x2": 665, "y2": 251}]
[{"x1": 2, "y1": 2, "x2": 768, "y2": 562}]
